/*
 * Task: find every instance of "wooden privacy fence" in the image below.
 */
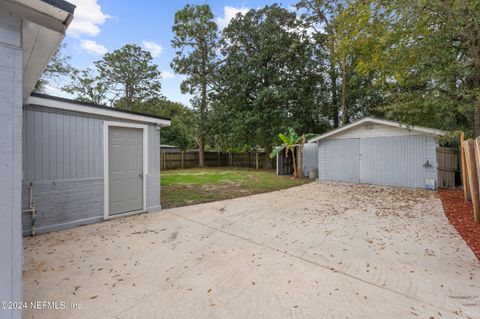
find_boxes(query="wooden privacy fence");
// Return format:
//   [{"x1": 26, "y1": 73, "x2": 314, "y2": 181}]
[
  {"x1": 460, "y1": 133, "x2": 480, "y2": 223},
  {"x1": 436, "y1": 147, "x2": 459, "y2": 188},
  {"x1": 160, "y1": 151, "x2": 276, "y2": 170}
]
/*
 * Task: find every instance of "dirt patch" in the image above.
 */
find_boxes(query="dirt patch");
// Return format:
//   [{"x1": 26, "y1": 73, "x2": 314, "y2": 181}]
[{"x1": 439, "y1": 188, "x2": 480, "y2": 260}]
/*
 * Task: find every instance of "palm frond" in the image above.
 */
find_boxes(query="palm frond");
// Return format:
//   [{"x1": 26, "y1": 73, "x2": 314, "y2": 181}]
[
  {"x1": 278, "y1": 133, "x2": 292, "y2": 145},
  {"x1": 269, "y1": 145, "x2": 285, "y2": 158}
]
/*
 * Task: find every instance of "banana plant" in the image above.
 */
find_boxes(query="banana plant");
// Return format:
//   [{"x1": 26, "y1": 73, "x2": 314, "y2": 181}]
[{"x1": 270, "y1": 128, "x2": 317, "y2": 178}]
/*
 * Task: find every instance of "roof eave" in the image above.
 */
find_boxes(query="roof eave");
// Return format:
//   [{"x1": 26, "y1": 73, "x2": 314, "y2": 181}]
[
  {"x1": 308, "y1": 117, "x2": 445, "y2": 143},
  {"x1": 27, "y1": 94, "x2": 172, "y2": 127}
]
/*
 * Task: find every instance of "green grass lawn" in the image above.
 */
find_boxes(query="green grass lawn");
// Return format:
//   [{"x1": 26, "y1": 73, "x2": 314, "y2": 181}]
[{"x1": 161, "y1": 168, "x2": 312, "y2": 208}]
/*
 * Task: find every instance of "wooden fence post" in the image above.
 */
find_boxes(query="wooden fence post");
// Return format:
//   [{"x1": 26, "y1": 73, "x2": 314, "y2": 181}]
[
  {"x1": 164, "y1": 151, "x2": 167, "y2": 171},
  {"x1": 256, "y1": 153, "x2": 259, "y2": 169},
  {"x1": 460, "y1": 132, "x2": 470, "y2": 201},
  {"x1": 181, "y1": 150, "x2": 184, "y2": 169},
  {"x1": 464, "y1": 139, "x2": 480, "y2": 223}
]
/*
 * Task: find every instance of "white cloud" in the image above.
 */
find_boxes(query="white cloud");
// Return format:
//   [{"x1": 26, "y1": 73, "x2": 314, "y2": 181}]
[
  {"x1": 67, "y1": 0, "x2": 110, "y2": 38},
  {"x1": 161, "y1": 71, "x2": 175, "y2": 79},
  {"x1": 45, "y1": 85, "x2": 74, "y2": 99},
  {"x1": 142, "y1": 41, "x2": 164, "y2": 58},
  {"x1": 80, "y1": 40, "x2": 108, "y2": 55},
  {"x1": 217, "y1": 6, "x2": 250, "y2": 29}
]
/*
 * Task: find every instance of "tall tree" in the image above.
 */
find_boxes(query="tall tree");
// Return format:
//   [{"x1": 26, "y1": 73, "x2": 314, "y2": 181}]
[
  {"x1": 95, "y1": 44, "x2": 162, "y2": 111},
  {"x1": 297, "y1": 0, "x2": 348, "y2": 126},
  {"x1": 171, "y1": 4, "x2": 219, "y2": 167},
  {"x1": 63, "y1": 68, "x2": 108, "y2": 104},
  {"x1": 35, "y1": 44, "x2": 72, "y2": 92},
  {"x1": 211, "y1": 5, "x2": 326, "y2": 167}
]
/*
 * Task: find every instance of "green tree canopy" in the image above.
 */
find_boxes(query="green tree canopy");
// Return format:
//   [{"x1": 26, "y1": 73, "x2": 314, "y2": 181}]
[
  {"x1": 95, "y1": 44, "x2": 162, "y2": 111},
  {"x1": 132, "y1": 98, "x2": 196, "y2": 150},
  {"x1": 210, "y1": 5, "x2": 327, "y2": 166},
  {"x1": 63, "y1": 68, "x2": 108, "y2": 105}
]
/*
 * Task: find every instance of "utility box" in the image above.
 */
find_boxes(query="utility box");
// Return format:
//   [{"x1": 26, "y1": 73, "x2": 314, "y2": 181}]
[{"x1": 425, "y1": 179, "x2": 437, "y2": 190}]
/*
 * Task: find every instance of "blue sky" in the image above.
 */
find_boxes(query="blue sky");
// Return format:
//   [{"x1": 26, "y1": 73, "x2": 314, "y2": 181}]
[{"x1": 55, "y1": 0, "x2": 297, "y2": 106}]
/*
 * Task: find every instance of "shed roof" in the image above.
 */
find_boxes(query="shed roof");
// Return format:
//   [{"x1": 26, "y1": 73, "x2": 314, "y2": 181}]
[
  {"x1": 28, "y1": 93, "x2": 171, "y2": 127},
  {"x1": 308, "y1": 117, "x2": 444, "y2": 143}
]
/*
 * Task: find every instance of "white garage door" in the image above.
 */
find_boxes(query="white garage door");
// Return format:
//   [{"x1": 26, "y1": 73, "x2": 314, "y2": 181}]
[
  {"x1": 324, "y1": 138, "x2": 360, "y2": 183},
  {"x1": 360, "y1": 135, "x2": 426, "y2": 188}
]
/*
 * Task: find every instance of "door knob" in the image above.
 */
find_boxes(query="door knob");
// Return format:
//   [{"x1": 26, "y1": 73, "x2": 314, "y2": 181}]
[{"x1": 139, "y1": 174, "x2": 143, "y2": 178}]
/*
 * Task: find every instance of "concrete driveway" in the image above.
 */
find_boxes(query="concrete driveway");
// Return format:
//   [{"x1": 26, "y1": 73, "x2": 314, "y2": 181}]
[{"x1": 23, "y1": 182, "x2": 480, "y2": 319}]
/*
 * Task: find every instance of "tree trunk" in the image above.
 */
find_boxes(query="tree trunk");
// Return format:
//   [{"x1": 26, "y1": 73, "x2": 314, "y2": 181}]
[
  {"x1": 265, "y1": 143, "x2": 273, "y2": 169},
  {"x1": 198, "y1": 136, "x2": 205, "y2": 168},
  {"x1": 475, "y1": 102, "x2": 480, "y2": 137},
  {"x1": 291, "y1": 148, "x2": 297, "y2": 178},
  {"x1": 341, "y1": 60, "x2": 347, "y2": 125},
  {"x1": 330, "y1": 60, "x2": 339, "y2": 128},
  {"x1": 198, "y1": 76, "x2": 207, "y2": 167},
  {"x1": 125, "y1": 86, "x2": 131, "y2": 111},
  {"x1": 297, "y1": 135, "x2": 305, "y2": 178}
]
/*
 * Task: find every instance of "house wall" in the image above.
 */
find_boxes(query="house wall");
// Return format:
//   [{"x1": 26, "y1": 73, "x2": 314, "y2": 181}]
[
  {"x1": 0, "y1": 8, "x2": 23, "y2": 319},
  {"x1": 146, "y1": 125, "x2": 161, "y2": 212},
  {"x1": 22, "y1": 106, "x2": 162, "y2": 235}
]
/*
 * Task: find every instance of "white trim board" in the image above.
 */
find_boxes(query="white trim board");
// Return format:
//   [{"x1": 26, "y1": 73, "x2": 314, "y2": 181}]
[
  {"x1": 309, "y1": 117, "x2": 445, "y2": 143},
  {"x1": 28, "y1": 95, "x2": 171, "y2": 127},
  {"x1": 103, "y1": 121, "x2": 148, "y2": 220}
]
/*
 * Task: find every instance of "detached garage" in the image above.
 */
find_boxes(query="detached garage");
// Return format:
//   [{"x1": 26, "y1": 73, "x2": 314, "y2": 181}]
[
  {"x1": 22, "y1": 93, "x2": 170, "y2": 235},
  {"x1": 308, "y1": 117, "x2": 444, "y2": 189}
]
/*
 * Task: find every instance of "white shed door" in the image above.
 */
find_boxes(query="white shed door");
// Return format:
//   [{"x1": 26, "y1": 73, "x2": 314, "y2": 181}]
[
  {"x1": 359, "y1": 135, "x2": 425, "y2": 188},
  {"x1": 109, "y1": 127, "x2": 143, "y2": 215},
  {"x1": 324, "y1": 138, "x2": 360, "y2": 183}
]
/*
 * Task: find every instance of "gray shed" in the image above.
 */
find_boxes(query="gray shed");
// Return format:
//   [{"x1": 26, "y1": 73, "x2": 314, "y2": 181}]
[
  {"x1": 22, "y1": 93, "x2": 171, "y2": 235},
  {"x1": 306, "y1": 117, "x2": 444, "y2": 189}
]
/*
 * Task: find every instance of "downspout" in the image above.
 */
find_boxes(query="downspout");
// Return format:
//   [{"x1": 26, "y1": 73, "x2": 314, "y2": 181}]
[{"x1": 22, "y1": 183, "x2": 36, "y2": 236}]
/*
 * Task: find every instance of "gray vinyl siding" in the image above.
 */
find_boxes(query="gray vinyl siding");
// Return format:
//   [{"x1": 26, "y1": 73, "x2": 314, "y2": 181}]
[
  {"x1": 318, "y1": 143, "x2": 326, "y2": 180},
  {"x1": 146, "y1": 174, "x2": 161, "y2": 211},
  {"x1": 360, "y1": 135, "x2": 425, "y2": 188},
  {"x1": 325, "y1": 139, "x2": 360, "y2": 183},
  {"x1": 22, "y1": 106, "x2": 163, "y2": 235},
  {"x1": 23, "y1": 109, "x2": 103, "y2": 181},
  {"x1": 302, "y1": 143, "x2": 318, "y2": 177},
  {"x1": 148, "y1": 125, "x2": 160, "y2": 174},
  {"x1": 0, "y1": 9, "x2": 22, "y2": 319},
  {"x1": 317, "y1": 134, "x2": 439, "y2": 189},
  {"x1": 424, "y1": 135, "x2": 438, "y2": 182}
]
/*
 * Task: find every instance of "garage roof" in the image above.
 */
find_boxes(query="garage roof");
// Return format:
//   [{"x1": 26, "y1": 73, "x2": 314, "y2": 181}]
[
  {"x1": 28, "y1": 93, "x2": 171, "y2": 127},
  {"x1": 309, "y1": 117, "x2": 445, "y2": 143}
]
